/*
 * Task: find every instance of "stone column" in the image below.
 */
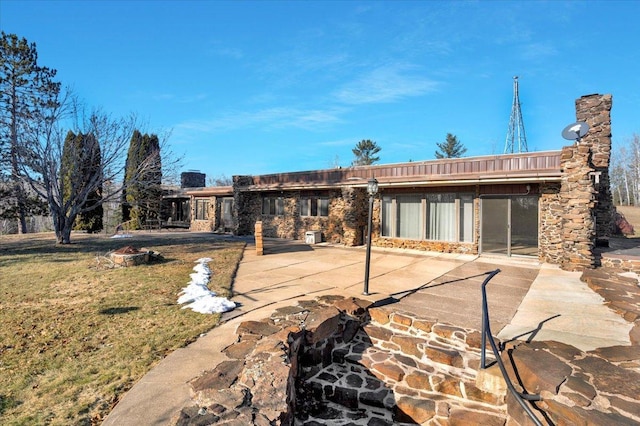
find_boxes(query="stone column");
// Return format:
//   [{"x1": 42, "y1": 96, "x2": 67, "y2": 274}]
[
  {"x1": 575, "y1": 94, "x2": 614, "y2": 243},
  {"x1": 341, "y1": 186, "x2": 367, "y2": 246},
  {"x1": 255, "y1": 221, "x2": 264, "y2": 255},
  {"x1": 233, "y1": 175, "x2": 255, "y2": 235},
  {"x1": 557, "y1": 94, "x2": 613, "y2": 271},
  {"x1": 538, "y1": 182, "x2": 563, "y2": 264},
  {"x1": 559, "y1": 143, "x2": 597, "y2": 270}
]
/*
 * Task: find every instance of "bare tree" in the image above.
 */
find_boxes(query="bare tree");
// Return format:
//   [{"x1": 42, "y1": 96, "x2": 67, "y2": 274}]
[
  {"x1": 207, "y1": 174, "x2": 233, "y2": 187},
  {"x1": 610, "y1": 134, "x2": 640, "y2": 207},
  {"x1": 18, "y1": 97, "x2": 181, "y2": 243}
]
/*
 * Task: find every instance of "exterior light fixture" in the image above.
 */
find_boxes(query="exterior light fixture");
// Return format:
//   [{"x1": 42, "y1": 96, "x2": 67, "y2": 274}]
[
  {"x1": 363, "y1": 177, "x2": 379, "y2": 296},
  {"x1": 367, "y1": 177, "x2": 379, "y2": 197}
]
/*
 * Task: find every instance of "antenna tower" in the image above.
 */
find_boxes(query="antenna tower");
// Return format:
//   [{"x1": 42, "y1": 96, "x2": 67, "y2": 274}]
[{"x1": 504, "y1": 76, "x2": 528, "y2": 153}]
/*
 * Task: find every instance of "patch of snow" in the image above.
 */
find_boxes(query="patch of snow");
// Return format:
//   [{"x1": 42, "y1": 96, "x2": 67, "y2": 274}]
[
  {"x1": 110, "y1": 234, "x2": 133, "y2": 239},
  {"x1": 177, "y1": 258, "x2": 236, "y2": 314}
]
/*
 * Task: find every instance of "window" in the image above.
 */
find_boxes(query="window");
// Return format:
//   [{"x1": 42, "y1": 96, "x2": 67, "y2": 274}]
[
  {"x1": 459, "y1": 195, "x2": 474, "y2": 243},
  {"x1": 426, "y1": 193, "x2": 455, "y2": 241},
  {"x1": 381, "y1": 192, "x2": 474, "y2": 242},
  {"x1": 195, "y1": 199, "x2": 209, "y2": 220},
  {"x1": 262, "y1": 197, "x2": 284, "y2": 216},
  {"x1": 300, "y1": 197, "x2": 329, "y2": 217},
  {"x1": 381, "y1": 196, "x2": 393, "y2": 237},
  {"x1": 397, "y1": 195, "x2": 422, "y2": 239}
]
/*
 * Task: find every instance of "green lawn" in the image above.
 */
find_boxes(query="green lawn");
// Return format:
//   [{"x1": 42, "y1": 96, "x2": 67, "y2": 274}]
[{"x1": 0, "y1": 232, "x2": 244, "y2": 425}]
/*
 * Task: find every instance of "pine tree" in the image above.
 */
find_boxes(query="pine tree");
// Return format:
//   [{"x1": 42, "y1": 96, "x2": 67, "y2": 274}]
[
  {"x1": 122, "y1": 130, "x2": 162, "y2": 228},
  {"x1": 61, "y1": 131, "x2": 103, "y2": 233},
  {"x1": 352, "y1": 139, "x2": 381, "y2": 166},
  {"x1": 435, "y1": 133, "x2": 467, "y2": 159},
  {"x1": 0, "y1": 32, "x2": 60, "y2": 233}
]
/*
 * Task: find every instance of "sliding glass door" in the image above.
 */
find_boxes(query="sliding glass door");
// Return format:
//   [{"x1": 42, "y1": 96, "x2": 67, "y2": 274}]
[{"x1": 481, "y1": 196, "x2": 538, "y2": 256}]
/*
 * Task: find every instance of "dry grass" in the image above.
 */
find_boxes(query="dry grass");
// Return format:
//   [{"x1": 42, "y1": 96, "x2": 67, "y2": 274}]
[
  {"x1": 616, "y1": 205, "x2": 640, "y2": 237},
  {"x1": 0, "y1": 231, "x2": 245, "y2": 425}
]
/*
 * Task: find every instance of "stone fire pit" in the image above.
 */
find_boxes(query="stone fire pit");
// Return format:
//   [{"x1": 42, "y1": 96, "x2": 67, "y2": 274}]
[{"x1": 110, "y1": 246, "x2": 151, "y2": 267}]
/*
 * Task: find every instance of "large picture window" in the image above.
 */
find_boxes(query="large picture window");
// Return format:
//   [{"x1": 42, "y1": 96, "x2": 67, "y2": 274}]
[
  {"x1": 300, "y1": 197, "x2": 329, "y2": 217},
  {"x1": 426, "y1": 193, "x2": 455, "y2": 241},
  {"x1": 262, "y1": 197, "x2": 284, "y2": 216},
  {"x1": 381, "y1": 192, "x2": 474, "y2": 243},
  {"x1": 397, "y1": 195, "x2": 422, "y2": 239}
]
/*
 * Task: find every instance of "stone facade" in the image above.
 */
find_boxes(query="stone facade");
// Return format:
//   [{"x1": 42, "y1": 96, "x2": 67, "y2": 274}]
[
  {"x1": 231, "y1": 180, "x2": 368, "y2": 245},
  {"x1": 190, "y1": 95, "x2": 615, "y2": 270}
]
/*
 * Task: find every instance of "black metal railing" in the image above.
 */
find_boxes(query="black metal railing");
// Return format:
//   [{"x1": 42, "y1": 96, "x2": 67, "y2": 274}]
[{"x1": 480, "y1": 269, "x2": 543, "y2": 426}]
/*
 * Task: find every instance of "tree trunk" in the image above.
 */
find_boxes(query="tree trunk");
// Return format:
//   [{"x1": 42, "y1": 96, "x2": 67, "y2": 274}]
[
  {"x1": 623, "y1": 169, "x2": 631, "y2": 206},
  {"x1": 55, "y1": 220, "x2": 73, "y2": 244},
  {"x1": 16, "y1": 188, "x2": 28, "y2": 234},
  {"x1": 52, "y1": 208, "x2": 74, "y2": 244}
]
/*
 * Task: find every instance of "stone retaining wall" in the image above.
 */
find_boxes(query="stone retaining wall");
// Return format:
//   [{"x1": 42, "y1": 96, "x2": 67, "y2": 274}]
[
  {"x1": 173, "y1": 270, "x2": 640, "y2": 426},
  {"x1": 173, "y1": 296, "x2": 507, "y2": 425},
  {"x1": 600, "y1": 254, "x2": 640, "y2": 273}
]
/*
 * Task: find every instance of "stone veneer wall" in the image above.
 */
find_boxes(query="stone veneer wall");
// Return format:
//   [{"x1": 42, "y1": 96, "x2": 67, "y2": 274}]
[
  {"x1": 230, "y1": 178, "x2": 369, "y2": 246},
  {"x1": 341, "y1": 187, "x2": 368, "y2": 246},
  {"x1": 538, "y1": 182, "x2": 563, "y2": 264}
]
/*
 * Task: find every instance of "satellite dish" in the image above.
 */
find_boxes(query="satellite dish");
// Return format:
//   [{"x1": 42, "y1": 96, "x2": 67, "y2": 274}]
[{"x1": 561, "y1": 121, "x2": 589, "y2": 142}]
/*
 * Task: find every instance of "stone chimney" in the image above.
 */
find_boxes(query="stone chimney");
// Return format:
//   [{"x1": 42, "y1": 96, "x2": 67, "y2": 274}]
[
  {"x1": 181, "y1": 171, "x2": 206, "y2": 188},
  {"x1": 575, "y1": 94, "x2": 614, "y2": 243},
  {"x1": 559, "y1": 94, "x2": 613, "y2": 271}
]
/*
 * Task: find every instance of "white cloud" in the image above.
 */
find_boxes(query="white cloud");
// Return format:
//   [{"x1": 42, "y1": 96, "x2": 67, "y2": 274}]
[
  {"x1": 334, "y1": 64, "x2": 439, "y2": 105},
  {"x1": 176, "y1": 105, "x2": 346, "y2": 134},
  {"x1": 318, "y1": 137, "x2": 356, "y2": 147}
]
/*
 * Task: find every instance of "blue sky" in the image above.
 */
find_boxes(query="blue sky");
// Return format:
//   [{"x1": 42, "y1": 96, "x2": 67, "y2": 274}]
[{"x1": 1, "y1": 1, "x2": 638, "y2": 182}]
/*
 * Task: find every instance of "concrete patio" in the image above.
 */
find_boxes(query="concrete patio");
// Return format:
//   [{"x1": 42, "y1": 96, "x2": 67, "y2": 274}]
[{"x1": 104, "y1": 237, "x2": 637, "y2": 425}]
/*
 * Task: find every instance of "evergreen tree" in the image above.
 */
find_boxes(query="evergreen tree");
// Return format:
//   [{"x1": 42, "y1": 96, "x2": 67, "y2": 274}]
[
  {"x1": 61, "y1": 131, "x2": 103, "y2": 233},
  {"x1": 352, "y1": 139, "x2": 381, "y2": 166},
  {"x1": 0, "y1": 32, "x2": 60, "y2": 233},
  {"x1": 435, "y1": 133, "x2": 467, "y2": 159},
  {"x1": 122, "y1": 130, "x2": 162, "y2": 228}
]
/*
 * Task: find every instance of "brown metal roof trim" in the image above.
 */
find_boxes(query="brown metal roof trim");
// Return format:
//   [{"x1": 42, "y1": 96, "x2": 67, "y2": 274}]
[
  {"x1": 185, "y1": 186, "x2": 233, "y2": 197},
  {"x1": 240, "y1": 151, "x2": 562, "y2": 191}
]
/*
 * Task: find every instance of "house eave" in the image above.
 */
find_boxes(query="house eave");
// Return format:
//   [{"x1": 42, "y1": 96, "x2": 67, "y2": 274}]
[{"x1": 240, "y1": 173, "x2": 562, "y2": 192}]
